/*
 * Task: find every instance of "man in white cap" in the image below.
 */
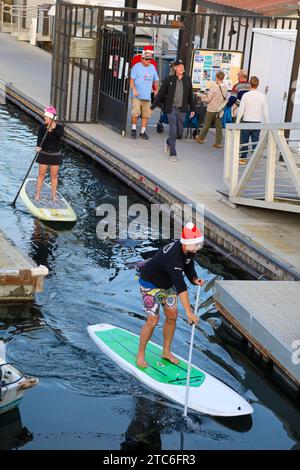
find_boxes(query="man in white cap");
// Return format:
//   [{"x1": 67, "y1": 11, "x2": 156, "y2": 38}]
[{"x1": 136, "y1": 222, "x2": 205, "y2": 368}]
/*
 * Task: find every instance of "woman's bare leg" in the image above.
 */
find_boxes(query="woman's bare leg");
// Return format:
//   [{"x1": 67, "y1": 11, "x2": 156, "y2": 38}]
[
  {"x1": 35, "y1": 164, "x2": 48, "y2": 200},
  {"x1": 50, "y1": 165, "x2": 59, "y2": 201}
]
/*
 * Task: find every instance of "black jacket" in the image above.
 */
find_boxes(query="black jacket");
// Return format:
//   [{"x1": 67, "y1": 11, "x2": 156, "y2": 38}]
[
  {"x1": 140, "y1": 240, "x2": 197, "y2": 294},
  {"x1": 151, "y1": 74, "x2": 195, "y2": 114},
  {"x1": 37, "y1": 124, "x2": 64, "y2": 152}
]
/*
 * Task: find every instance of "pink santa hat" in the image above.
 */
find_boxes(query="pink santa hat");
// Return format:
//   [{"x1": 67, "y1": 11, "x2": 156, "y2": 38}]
[{"x1": 44, "y1": 105, "x2": 57, "y2": 120}]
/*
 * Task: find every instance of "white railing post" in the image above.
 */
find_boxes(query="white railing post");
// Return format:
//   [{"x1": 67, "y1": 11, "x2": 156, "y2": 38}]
[
  {"x1": 229, "y1": 129, "x2": 240, "y2": 197},
  {"x1": 30, "y1": 17, "x2": 37, "y2": 45},
  {"x1": 224, "y1": 127, "x2": 232, "y2": 186},
  {"x1": 265, "y1": 130, "x2": 277, "y2": 202}
]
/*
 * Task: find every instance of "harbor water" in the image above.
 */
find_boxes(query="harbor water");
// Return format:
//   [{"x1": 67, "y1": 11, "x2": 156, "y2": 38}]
[{"x1": 0, "y1": 103, "x2": 299, "y2": 450}]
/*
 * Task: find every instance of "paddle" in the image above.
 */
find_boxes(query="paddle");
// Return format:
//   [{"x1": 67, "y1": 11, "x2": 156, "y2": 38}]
[
  {"x1": 11, "y1": 114, "x2": 56, "y2": 208},
  {"x1": 183, "y1": 284, "x2": 201, "y2": 418}
]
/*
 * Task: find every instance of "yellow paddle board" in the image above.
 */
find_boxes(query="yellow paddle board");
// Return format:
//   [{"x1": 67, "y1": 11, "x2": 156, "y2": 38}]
[{"x1": 20, "y1": 178, "x2": 77, "y2": 222}]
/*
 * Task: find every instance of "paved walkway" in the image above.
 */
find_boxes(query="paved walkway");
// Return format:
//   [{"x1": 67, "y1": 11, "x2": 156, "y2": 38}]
[{"x1": 1, "y1": 32, "x2": 300, "y2": 275}]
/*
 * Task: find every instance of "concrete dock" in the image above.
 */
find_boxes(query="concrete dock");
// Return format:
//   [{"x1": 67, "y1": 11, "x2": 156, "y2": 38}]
[
  {"x1": 1, "y1": 32, "x2": 300, "y2": 280},
  {"x1": 215, "y1": 281, "x2": 300, "y2": 391},
  {"x1": 0, "y1": 230, "x2": 48, "y2": 302}
]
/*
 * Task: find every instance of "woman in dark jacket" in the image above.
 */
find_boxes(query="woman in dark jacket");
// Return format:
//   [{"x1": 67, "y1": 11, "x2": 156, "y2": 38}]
[{"x1": 35, "y1": 106, "x2": 64, "y2": 202}]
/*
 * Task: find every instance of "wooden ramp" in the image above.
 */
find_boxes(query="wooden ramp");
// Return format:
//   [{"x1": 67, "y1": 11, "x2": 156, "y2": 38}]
[
  {"x1": 0, "y1": 229, "x2": 48, "y2": 302},
  {"x1": 214, "y1": 281, "x2": 300, "y2": 390}
]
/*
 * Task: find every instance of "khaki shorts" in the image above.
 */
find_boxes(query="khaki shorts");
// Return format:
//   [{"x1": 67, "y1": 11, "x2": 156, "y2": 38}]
[{"x1": 131, "y1": 98, "x2": 152, "y2": 119}]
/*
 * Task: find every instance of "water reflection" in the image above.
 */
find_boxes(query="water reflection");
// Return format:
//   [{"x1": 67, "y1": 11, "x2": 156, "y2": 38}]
[
  {"x1": 0, "y1": 303, "x2": 43, "y2": 339},
  {"x1": 28, "y1": 219, "x2": 58, "y2": 275},
  {"x1": 0, "y1": 407, "x2": 33, "y2": 450},
  {"x1": 121, "y1": 397, "x2": 163, "y2": 451}
]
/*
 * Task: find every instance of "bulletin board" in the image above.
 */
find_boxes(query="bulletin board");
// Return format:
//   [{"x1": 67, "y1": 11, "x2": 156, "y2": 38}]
[{"x1": 191, "y1": 49, "x2": 243, "y2": 91}]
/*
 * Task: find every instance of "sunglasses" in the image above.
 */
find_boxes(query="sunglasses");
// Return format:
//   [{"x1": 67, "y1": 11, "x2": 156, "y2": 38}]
[{"x1": 143, "y1": 58, "x2": 151, "y2": 61}]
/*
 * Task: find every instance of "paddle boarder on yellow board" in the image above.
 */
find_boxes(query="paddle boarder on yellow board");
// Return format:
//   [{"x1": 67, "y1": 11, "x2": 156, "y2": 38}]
[
  {"x1": 136, "y1": 222, "x2": 205, "y2": 368},
  {"x1": 35, "y1": 106, "x2": 64, "y2": 202}
]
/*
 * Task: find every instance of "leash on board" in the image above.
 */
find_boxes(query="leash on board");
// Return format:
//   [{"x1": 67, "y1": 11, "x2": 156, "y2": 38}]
[{"x1": 11, "y1": 114, "x2": 56, "y2": 208}]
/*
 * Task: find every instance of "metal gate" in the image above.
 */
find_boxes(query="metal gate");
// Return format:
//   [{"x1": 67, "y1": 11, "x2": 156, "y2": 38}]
[
  {"x1": 51, "y1": 1, "x2": 298, "y2": 131},
  {"x1": 98, "y1": 28, "x2": 134, "y2": 135}
]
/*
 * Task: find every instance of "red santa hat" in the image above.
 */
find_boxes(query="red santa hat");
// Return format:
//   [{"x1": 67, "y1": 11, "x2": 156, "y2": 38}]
[
  {"x1": 143, "y1": 45, "x2": 154, "y2": 51},
  {"x1": 180, "y1": 222, "x2": 204, "y2": 245}
]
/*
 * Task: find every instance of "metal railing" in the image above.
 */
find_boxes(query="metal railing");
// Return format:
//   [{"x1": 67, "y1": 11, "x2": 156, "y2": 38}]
[
  {"x1": 0, "y1": 2, "x2": 53, "y2": 42},
  {"x1": 224, "y1": 123, "x2": 300, "y2": 213}
]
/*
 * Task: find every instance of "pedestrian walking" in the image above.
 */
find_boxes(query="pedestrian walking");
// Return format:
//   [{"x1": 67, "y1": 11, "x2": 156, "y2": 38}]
[
  {"x1": 130, "y1": 50, "x2": 159, "y2": 140},
  {"x1": 237, "y1": 76, "x2": 269, "y2": 163},
  {"x1": 196, "y1": 71, "x2": 228, "y2": 149},
  {"x1": 136, "y1": 222, "x2": 205, "y2": 368},
  {"x1": 131, "y1": 46, "x2": 158, "y2": 100},
  {"x1": 228, "y1": 69, "x2": 251, "y2": 120},
  {"x1": 151, "y1": 59, "x2": 195, "y2": 162}
]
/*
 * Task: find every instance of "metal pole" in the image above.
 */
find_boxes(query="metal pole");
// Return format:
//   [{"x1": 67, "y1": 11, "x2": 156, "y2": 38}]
[
  {"x1": 178, "y1": 0, "x2": 196, "y2": 73},
  {"x1": 123, "y1": 0, "x2": 137, "y2": 35},
  {"x1": 183, "y1": 284, "x2": 201, "y2": 418},
  {"x1": 285, "y1": 18, "x2": 300, "y2": 125}
]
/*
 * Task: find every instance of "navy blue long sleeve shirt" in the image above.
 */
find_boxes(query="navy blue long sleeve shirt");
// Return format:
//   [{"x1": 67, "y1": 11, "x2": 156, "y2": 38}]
[{"x1": 140, "y1": 241, "x2": 197, "y2": 294}]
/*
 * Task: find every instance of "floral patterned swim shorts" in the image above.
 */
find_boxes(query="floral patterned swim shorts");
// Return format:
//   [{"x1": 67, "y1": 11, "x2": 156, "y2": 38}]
[{"x1": 140, "y1": 285, "x2": 178, "y2": 316}]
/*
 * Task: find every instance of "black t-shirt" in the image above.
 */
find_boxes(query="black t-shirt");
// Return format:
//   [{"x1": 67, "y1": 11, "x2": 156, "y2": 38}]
[
  {"x1": 37, "y1": 123, "x2": 64, "y2": 152},
  {"x1": 140, "y1": 240, "x2": 197, "y2": 294}
]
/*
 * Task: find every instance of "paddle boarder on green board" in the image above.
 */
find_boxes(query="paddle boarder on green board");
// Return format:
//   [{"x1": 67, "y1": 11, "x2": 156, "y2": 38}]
[
  {"x1": 136, "y1": 222, "x2": 205, "y2": 368},
  {"x1": 35, "y1": 106, "x2": 64, "y2": 202}
]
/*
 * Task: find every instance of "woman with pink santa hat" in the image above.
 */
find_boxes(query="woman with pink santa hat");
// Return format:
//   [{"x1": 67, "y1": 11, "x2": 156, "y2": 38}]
[{"x1": 35, "y1": 106, "x2": 64, "y2": 202}]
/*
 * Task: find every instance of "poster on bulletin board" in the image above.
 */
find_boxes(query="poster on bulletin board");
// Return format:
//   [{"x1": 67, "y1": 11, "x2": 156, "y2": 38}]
[{"x1": 191, "y1": 49, "x2": 243, "y2": 91}]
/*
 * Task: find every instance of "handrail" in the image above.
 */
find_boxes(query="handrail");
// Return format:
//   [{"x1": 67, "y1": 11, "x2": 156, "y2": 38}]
[{"x1": 224, "y1": 123, "x2": 300, "y2": 213}]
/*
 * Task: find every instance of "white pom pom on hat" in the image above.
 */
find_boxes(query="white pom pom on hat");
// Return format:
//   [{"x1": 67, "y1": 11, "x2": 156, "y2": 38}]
[
  {"x1": 44, "y1": 105, "x2": 57, "y2": 120},
  {"x1": 180, "y1": 222, "x2": 204, "y2": 245}
]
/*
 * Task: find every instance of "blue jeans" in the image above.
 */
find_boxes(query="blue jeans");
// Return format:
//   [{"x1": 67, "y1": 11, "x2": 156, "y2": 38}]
[
  {"x1": 240, "y1": 122, "x2": 261, "y2": 158},
  {"x1": 166, "y1": 107, "x2": 186, "y2": 156}
]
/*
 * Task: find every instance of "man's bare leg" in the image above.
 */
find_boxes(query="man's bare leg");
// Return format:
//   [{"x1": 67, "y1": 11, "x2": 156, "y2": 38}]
[
  {"x1": 141, "y1": 117, "x2": 149, "y2": 130},
  {"x1": 132, "y1": 115, "x2": 138, "y2": 126},
  {"x1": 162, "y1": 306, "x2": 179, "y2": 364},
  {"x1": 136, "y1": 315, "x2": 159, "y2": 368}
]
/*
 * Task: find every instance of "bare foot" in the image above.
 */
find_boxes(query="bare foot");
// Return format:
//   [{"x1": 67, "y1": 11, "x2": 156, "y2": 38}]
[
  {"x1": 136, "y1": 354, "x2": 148, "y2": 368},
  {"x1": 162, "y1": 352, "x2": 180, "y2": 365},
  {"x1": 34, "y1": 195, "x2": 40, "y2": 201}
]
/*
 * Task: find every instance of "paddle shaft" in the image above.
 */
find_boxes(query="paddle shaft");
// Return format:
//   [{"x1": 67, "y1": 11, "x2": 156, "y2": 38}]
[
  {"x1": 11, "y1": 116, "x2": 56, "y2": 207},
  {"x1": 183, "y1": 284, "x2": 201, "y2": 417}
]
